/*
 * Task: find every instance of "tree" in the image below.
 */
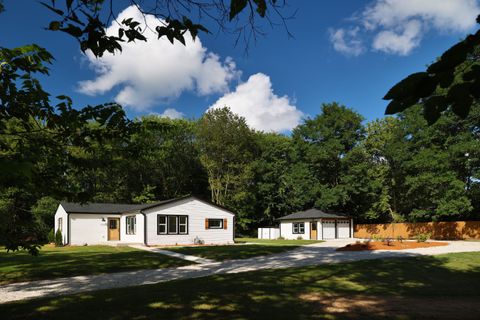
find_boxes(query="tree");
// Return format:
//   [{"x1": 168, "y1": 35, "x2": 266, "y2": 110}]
[
  {"x1": 38, "y1": 0, "x2": 293, "y2": 57},
  {"x1": 384, "y1": 14, "x2": 480, "y2": 124},
  {"x1": 196, "y1": 107, "x2": 256, "y2": 230},
  {"x1": 292, "y1": 102, "x2": 365, "y2": 210},
  {"x1": 0, "y1": 45, "x2": 131, "y2": 254},
  {"x1": 31, "y1": 196, "x2": 59, "y2": 241}
]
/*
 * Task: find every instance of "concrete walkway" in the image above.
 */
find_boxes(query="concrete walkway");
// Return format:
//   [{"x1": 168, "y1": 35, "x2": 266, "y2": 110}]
[
  {"x1": 129, "y1": 244, "x2": 216, "y2": 264},
  {"x1": 1, "y1": 240, "x2": 479, "y2": 304}
]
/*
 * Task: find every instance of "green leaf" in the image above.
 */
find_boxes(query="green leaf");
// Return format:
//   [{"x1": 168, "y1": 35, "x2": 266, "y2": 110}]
[
  {"x1": 253, "y1": 0, "x2": 267, "y2": 17},
  {"x1": 48, "y1": 21, "x2": 61, "y2": 31},
  {"x1": 229, "y1": 0, "x2": 248, "y2": 21},
  {"x1": 447, "y1": 83, "x2": 473, "y2": 118},
  {"x1": 383, "y1": 72, "x2": 429, "y2": 100}
]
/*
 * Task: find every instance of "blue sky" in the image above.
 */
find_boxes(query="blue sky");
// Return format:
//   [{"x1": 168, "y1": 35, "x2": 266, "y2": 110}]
[{"x1": 2, "y1": 0, "x2": 480, "y2": 132}]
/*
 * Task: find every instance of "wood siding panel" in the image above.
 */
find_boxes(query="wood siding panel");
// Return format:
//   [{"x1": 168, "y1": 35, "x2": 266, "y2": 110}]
[{"x1": 354, "y1": 221, "x2": 480, "y2": 240}]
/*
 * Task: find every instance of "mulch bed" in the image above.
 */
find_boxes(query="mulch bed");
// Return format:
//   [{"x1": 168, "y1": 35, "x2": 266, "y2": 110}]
[{"x1": 337, "y1": 240, "x2": 448, "y2": 251}]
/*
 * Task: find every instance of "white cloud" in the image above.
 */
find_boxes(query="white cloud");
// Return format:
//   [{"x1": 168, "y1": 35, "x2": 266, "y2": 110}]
[
  {"x1": 329, "y1": 27, "x2": 365, "y2": 56},
  {"x1": 156, "y1": 108, "x2": 184, "y2": 119},
  {"x1": 372, "y1": 20, "x2": 422, "y2": 55},
  {"x1": 208, "y1": 73, "x2": 303, "y2": 132},
  {"x1": 330, "y1": 0, "x2": 480, "y2": 56},
  {"x1": 78, "y1": 5, "x2": 239, "y2": 111}
]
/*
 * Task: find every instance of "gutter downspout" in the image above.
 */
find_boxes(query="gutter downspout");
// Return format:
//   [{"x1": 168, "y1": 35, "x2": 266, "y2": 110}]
[
  {"x1": 67, "y1": 212, "x2": 70, "y2": 245},
  {"x1": 140, "y1": 210, "x2": 147, "y2": 246}
]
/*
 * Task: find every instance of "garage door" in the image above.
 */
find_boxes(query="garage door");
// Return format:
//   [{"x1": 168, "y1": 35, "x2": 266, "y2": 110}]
[
  {"x1": 322, "y1": 220, "x2": 336, "y2": 239},
  {"x1": 337, "y1": 220, "x2": 350, "y2": 238}
]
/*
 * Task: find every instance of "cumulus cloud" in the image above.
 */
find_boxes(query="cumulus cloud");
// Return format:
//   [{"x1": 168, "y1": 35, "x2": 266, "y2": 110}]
[
  {"x1": 208, "y1": 73, "x2": 303, "y2": 132},
  {"x1": 330, "y1": 0, "x2": 480, "y2": 56},
  {"x1": 156, "y1": 108, "x2": 184, "y2": 119},
  {"x1": 329, "y1": 27, "x2": 365, "y2": 56},
  {"x1": 78, "y1": 5, "x2": 239, "y2": 111}
]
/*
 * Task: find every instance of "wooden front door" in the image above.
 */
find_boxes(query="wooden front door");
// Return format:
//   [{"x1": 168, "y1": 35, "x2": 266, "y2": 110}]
[
  {"x1": 108, "y1": 218, "x2": 120, "y2": 241},
  {"x1": 310, "y1": 222, "x2": 317, "y2": 240}
]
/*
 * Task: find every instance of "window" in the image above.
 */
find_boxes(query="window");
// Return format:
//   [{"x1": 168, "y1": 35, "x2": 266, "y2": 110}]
[
  {"x1": 109, "y1": 219, "x2": 117, "y2": 229},
  {"x1": 207, "y1": 219, "x2": 223, "y2": 229},
  {"x1": 58, "y1": 218, "x2": 62, "y2": 232},
  {"x1": 292, "y1": 222, "x2": 305, "y2": 234},
  {"x1": 157, "y1": 215, "x2": 188, "y2": 235},
  {"x1": 179, "y1": 216, "x2": 188, "y2": 234},
  {"x1": 168, "y1": 216, "x2": 178, "y2": 234},
  {"x1": 158, "y1": 216, "x2": 167, "y2": 234},
  {"x1": 126, "y1": 216, "x2": 136, "y2": 235}
]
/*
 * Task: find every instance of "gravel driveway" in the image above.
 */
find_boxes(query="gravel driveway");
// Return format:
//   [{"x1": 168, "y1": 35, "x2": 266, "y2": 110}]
[{"x1": 1, "y1": 239, "x2": 479, "y2": 304}]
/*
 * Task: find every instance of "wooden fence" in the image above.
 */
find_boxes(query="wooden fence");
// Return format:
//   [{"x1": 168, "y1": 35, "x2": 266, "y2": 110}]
[{"x1": 354, "y1": 221, "x2": 480, "y2": 240}]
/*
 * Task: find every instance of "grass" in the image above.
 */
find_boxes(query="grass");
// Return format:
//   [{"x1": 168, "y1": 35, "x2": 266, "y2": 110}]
[
  {"x1": 2, "y1": 252, "x2": 480, "y2": 319},
  {"x1": 235, "y1": 237, "x2": 324, "y2": 246},
  {"x1": 166, "y1": 244, "x2": 301, "y2": 261},
  {"x1": 0, "y1": 245, "x2": 191, "y2": 285}
]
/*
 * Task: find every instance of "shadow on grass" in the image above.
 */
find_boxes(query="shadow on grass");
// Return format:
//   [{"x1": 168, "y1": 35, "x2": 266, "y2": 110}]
[
  {"x1": 0, "y1": 246, "x2": 190, "y2": 284},
  {"x1": 1, "y1": 251, "x2": 480, "y2": 319}
]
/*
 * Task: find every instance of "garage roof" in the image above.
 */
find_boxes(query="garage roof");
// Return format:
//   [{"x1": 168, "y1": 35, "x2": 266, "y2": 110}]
[{"x1": 278, "y1": 208, "x2": 349, "y2": 220}]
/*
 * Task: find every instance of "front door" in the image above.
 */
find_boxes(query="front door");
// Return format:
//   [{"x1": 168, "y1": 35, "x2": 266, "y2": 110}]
[
  {"x1": 310, "y1": 222, "x2": 317, "y2": 240},
  {"x1": 108, "y1": 218, "x2": 120, "y2": 241}
]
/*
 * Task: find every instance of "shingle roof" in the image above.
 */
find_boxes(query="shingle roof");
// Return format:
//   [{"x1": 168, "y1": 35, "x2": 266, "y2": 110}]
[
  {"x1": 60, "y1": 195, "x2": 236, "y2": 215},
  {"x1": 60, "y1": 202, "x2": 151, "y2": 214},
  {"x1": 278, "y1": 208, "x2": 349, "y2": 220}
]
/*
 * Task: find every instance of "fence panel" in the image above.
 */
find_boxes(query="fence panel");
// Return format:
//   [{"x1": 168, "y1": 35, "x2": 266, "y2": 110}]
[{"x1": 354, "y1": 221, "x2": 480, "y2": 240}]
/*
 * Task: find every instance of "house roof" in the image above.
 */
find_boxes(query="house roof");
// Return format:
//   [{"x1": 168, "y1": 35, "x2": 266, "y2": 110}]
[
  {"x1": 60, "y1": 195, "x2": 235, "y2": 215},
  {"x1": 60, "y1": 202, "x2": 151, "y2": 214},
  {"x1": 277, "y1": 208, "x2": 350, "y2": 221}
]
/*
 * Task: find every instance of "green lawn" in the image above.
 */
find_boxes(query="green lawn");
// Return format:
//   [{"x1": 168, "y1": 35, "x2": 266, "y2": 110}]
[
  {"x1": 236, "y1": 237, "x2": 324, "y2": 246},
  {"x1": 0, "y1": 245, "x2": 191, "y2": 285},
  {"x1": 2, "y1": 252, "x2": 479, "y2": 319},
  {"x1": 166, "y1": 244, "x2": 300, "y2": 261}
]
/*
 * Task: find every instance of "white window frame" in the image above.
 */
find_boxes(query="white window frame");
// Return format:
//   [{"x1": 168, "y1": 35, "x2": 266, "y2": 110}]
[
  {"x1": 292, "y1": 222, "x2": 304, "y2": 234},
  {"x1": 58, "y1": 217, "x2": 62, "y2": 232},
  {"x1": 207, "y1": 219, "x2": 223, "y2": 229},
  {"x1": 126, "y1": 215, "x2": 136, "y2": 235},
  {"x1": 179, "y1": 216, "x2": 188, "y2": 234},
  {"x1": 157, "y1": 215, "x2": 167, "y2": 235},
  {"x1": 158, "y1": 215, "x2": 189, "y2": 235}
]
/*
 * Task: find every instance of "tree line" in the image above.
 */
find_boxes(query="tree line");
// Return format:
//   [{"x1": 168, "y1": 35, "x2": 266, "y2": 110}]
[{"x1": 2, "y1": 71, "x2": 479, "y2": 250}]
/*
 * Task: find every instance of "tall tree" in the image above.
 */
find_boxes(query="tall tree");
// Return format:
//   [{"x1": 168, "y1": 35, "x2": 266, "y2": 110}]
[
  {"x1": 196, "y1": 107, "x2": 256, "y2": 230},
  {"x1": 292, "y1": 102, "x2": 365, "y2": 210}
]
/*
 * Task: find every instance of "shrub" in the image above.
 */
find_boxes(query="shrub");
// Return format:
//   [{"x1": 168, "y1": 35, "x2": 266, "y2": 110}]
[
  {"x1": 416, "y1": 232, "x2": 431, "y2": 242},
  {"x1": 277, "y1": 236, "x2": 285, "y2": 240},
  {"x1": 47, "y1": 229, "x2": 55, "y2": 243},
  {"x1": 55, "y1": 229, "x2": 63, "y2": 247},
  {"x1": 296, "y1": 236, "x2": 303, "y2": 240},
  {"x1": 372, "y1": 234, "x2": 381, "y2": 241}
]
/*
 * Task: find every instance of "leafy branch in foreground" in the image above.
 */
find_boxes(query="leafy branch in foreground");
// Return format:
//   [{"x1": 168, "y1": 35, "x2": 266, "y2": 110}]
[
  {"x1": 384, "y1": 14, "x2": 480, "y2": 124},
  {"x1": 40, "y1": 0, "x2": 293, "y2": 57}
]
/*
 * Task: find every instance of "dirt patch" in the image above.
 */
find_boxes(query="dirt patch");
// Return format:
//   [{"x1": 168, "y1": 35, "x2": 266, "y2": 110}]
[
  {"x1": 299, "y1": 293, "x2": 480, "y2": 319},
  {"x1": 337, "y1": 240, "x2": 448, "y2": 251}
]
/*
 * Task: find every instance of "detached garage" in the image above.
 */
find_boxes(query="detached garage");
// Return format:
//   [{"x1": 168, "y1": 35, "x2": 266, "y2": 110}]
[{"x1": 278, "y1": 208, "x2": 353, "y2": 240}]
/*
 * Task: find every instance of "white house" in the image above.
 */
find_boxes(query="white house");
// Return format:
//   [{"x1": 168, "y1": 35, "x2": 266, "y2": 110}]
[
  {"x1": 54, "y1": 196, "x2": 235, "y2": 246},
  {"x1": 278, "y1": 208, "x2": 353, "y2": 240}
]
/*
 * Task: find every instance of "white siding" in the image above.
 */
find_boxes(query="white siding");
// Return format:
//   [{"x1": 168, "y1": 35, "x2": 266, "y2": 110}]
[
  {"x1": 279, "y1": 220, "x2": 311, "y2": 240},
  {"x1": 54, "y1": 205, "x2": 68, "y2": 244},
  {"x1": 120, "y1": 213, "x2": 144, "y2": 244},
  {"x1": 145, "y1": 198, "x2": 234, "y2": 246},
  {"x1": 69, "y1": 213, "x2": 145, "y2": 245}
]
